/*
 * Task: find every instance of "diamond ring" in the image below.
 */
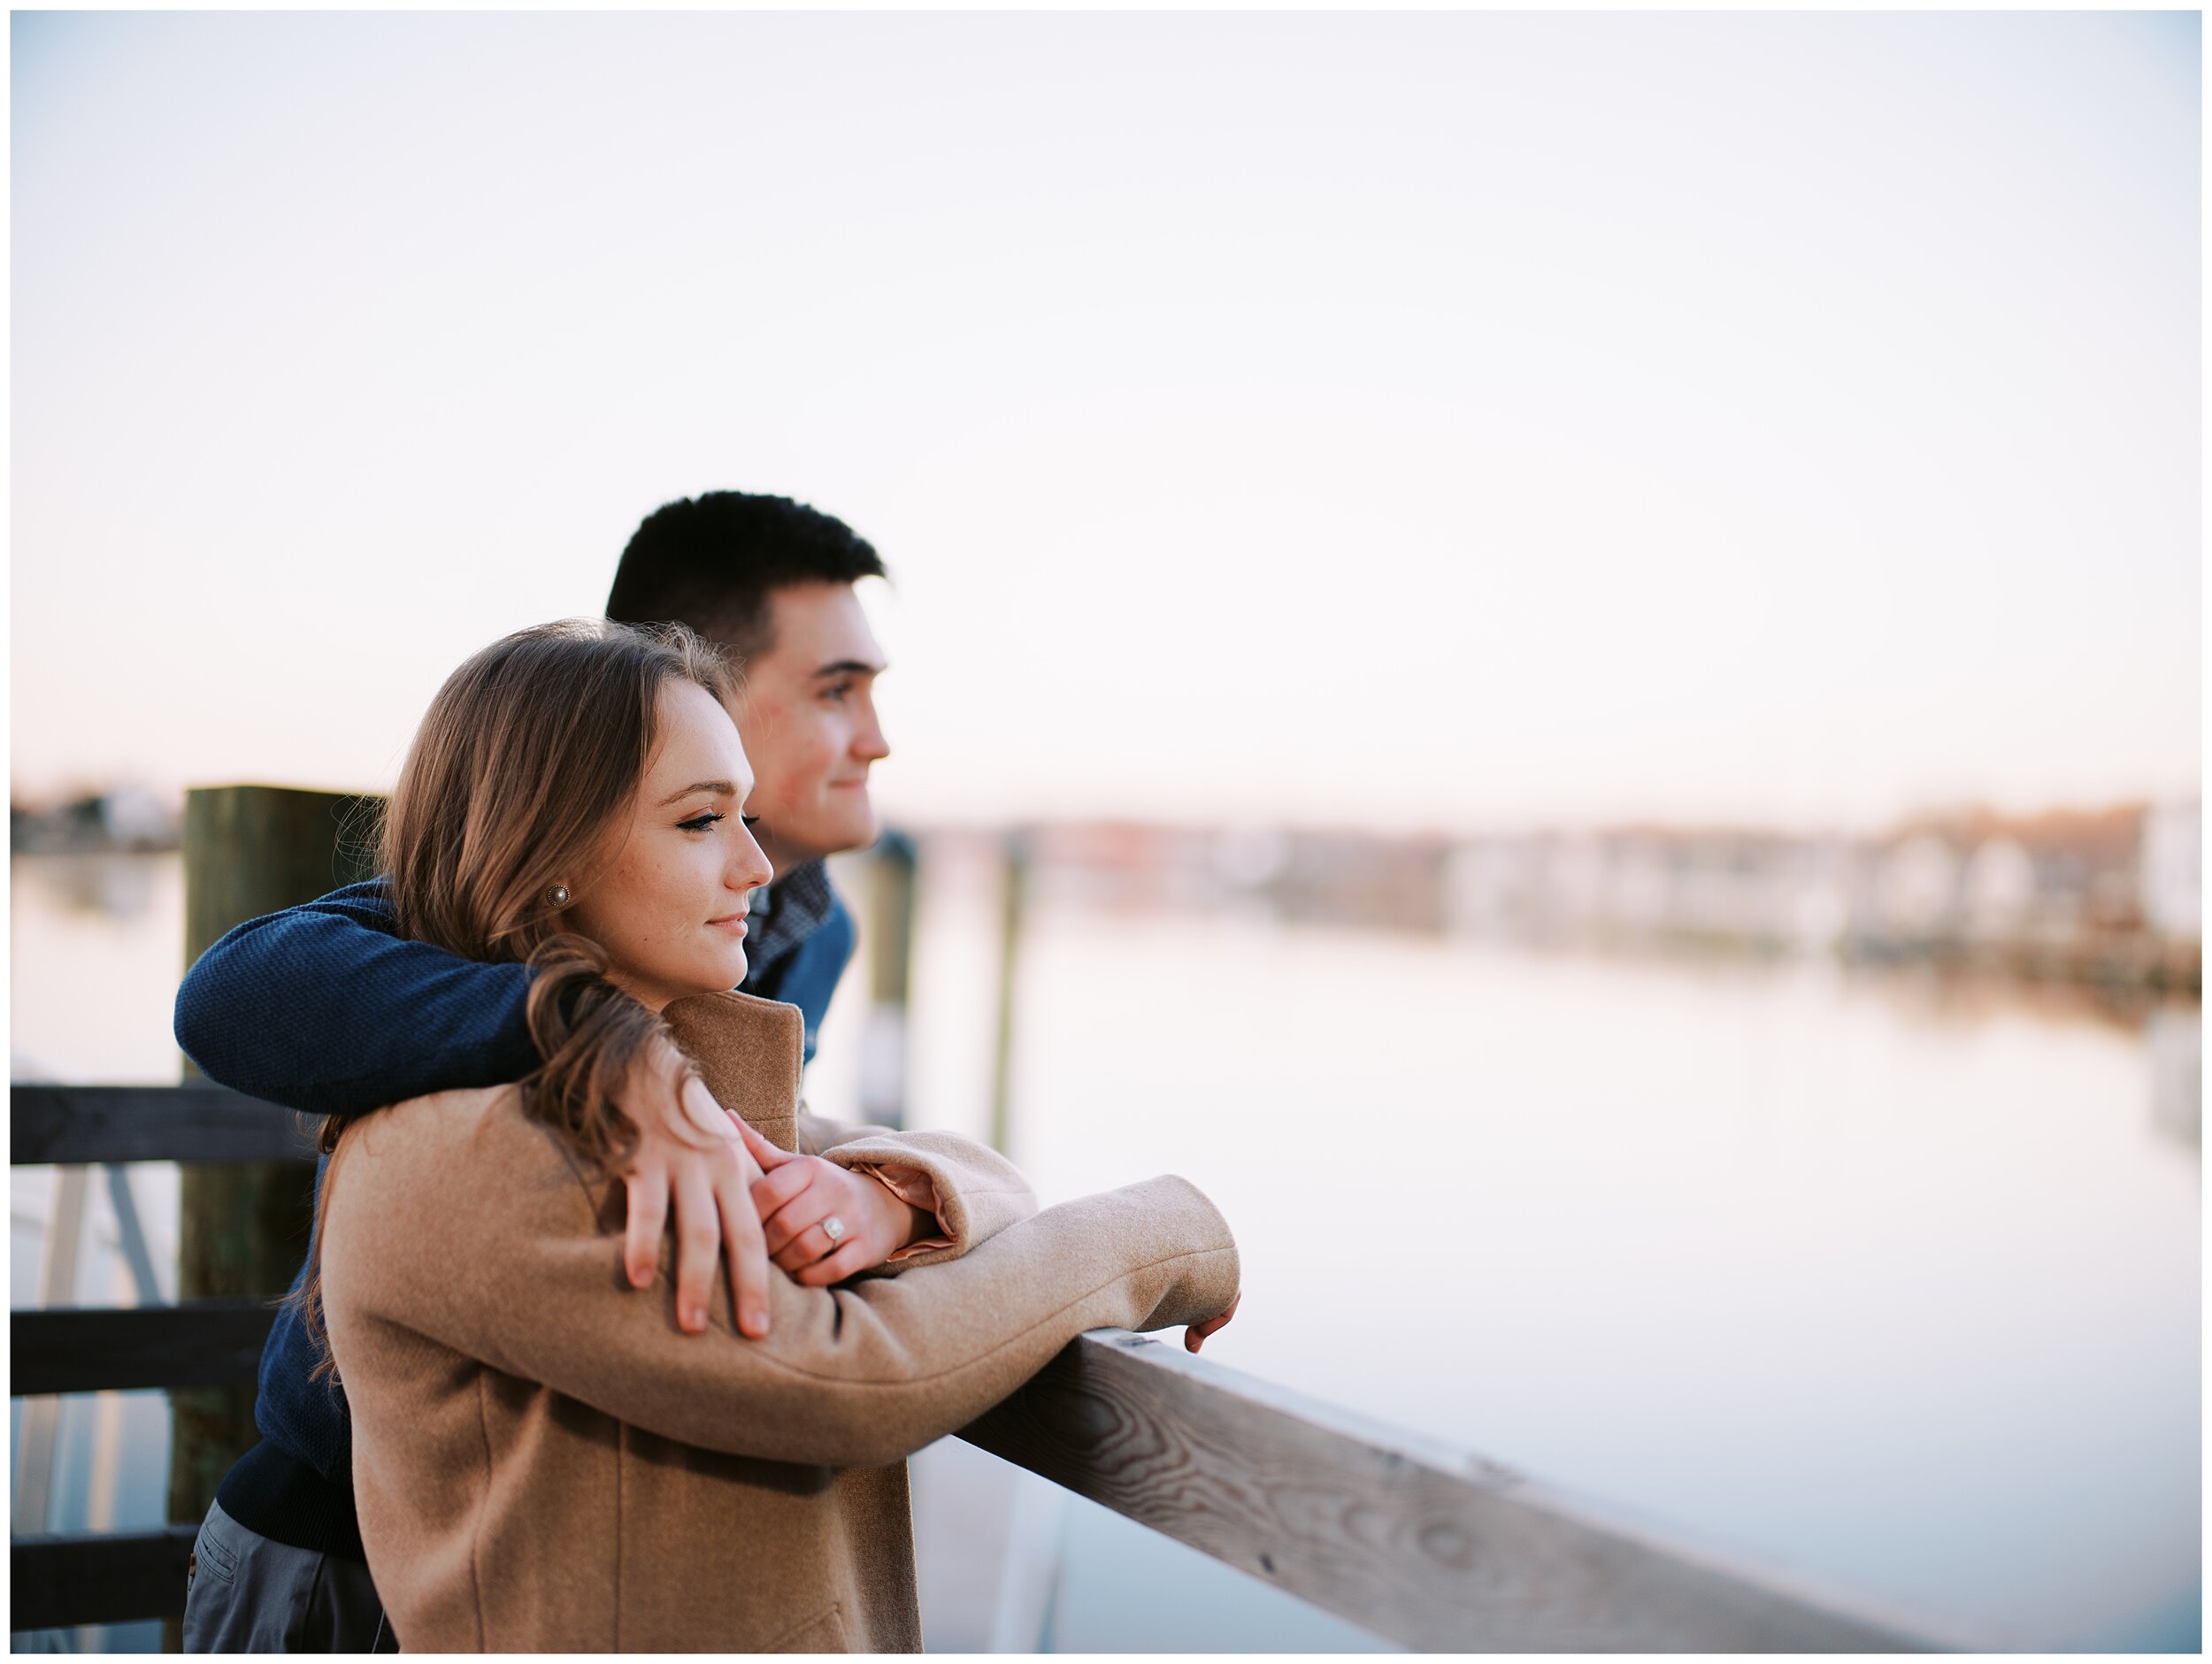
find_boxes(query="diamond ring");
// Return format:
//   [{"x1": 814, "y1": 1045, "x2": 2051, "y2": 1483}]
[{"x1": 820, "y1": 1215, "x2": 848, "y2": 1246}]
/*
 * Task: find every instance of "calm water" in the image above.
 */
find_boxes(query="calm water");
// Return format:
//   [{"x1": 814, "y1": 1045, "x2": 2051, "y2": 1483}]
[{"x1": 12, "y1": 848, "x2": 2202, "y2": 1651}]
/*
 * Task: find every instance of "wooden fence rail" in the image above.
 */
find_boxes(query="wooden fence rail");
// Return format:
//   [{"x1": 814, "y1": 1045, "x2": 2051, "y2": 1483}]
[
  {"x1": 12, "y1": 1083, "x2": 1965, "y2": 1651},
  {"x1": 12, "y1": 1528, "x2": 203, "y2": 1633},
  {"x1": 14, "y1": 1300, "x2": 277, "y2": 1398},
  {"x1": 12, "y1": 1084, "x2": 319, "y2": 1167},
  {"x1": 962, "y1": 1330, "x2": 1956, "y2": 1652}
]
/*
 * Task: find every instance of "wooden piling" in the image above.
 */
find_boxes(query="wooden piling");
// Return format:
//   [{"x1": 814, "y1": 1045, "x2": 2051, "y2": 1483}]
[
  {"x1": 167, "y1": 786, "x2": 380, "y2": 1539},
  {"x1": 858, "y1": 831, "x2": 918, "y2": 1130},
  {"x1": 987, "y1": 829, "x2": 1030, "y2": 1155}
]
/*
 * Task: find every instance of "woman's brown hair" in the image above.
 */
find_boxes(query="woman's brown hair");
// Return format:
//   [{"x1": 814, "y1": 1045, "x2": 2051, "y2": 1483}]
[{"x1": 295, "y1": 617, "x2": 738, "y2": 1373}]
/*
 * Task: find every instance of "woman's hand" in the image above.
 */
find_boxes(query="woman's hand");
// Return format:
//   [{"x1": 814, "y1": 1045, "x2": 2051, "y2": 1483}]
[
  {"x1": 744, "y1": 1129, "x2": 932, "y2": 1286},
  {"x1": 1185, "y1": 1291, "x2": 1240, "y2": 1353},
  {"x1": 618, "y1": 1034, "x2": 773, "y2": 1340}
]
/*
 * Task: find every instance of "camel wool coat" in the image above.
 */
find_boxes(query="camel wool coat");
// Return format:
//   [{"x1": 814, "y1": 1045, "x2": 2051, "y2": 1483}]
[{"x1": 318, "y1": 990, "x2": 1240, "y2": 1652}]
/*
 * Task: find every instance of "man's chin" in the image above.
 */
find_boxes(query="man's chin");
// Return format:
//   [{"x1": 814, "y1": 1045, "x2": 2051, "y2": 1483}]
[
  {"x1": 810, "y1": 792, "x2": 880, "y2": 855},
  {"x1": 761, "y1": 808, "x2": 879, "y2": 871}
]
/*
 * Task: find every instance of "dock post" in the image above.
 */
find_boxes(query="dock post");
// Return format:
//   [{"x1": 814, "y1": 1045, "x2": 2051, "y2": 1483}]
[
  {"x1": 987, "y1": 828, "x2": 1030, "y2": 1155},
  {"x1": 166, "y1": 787, "x2": 379, "y2": 1546},
  {"x1": 859, "y1": 830, "x2": 918, "y2": 1131}
]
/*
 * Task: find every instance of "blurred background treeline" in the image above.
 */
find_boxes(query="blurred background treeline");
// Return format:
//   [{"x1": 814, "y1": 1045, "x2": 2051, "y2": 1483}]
[{"x1": 15, "y1": 785, "x2": 2200, "y2": 992}]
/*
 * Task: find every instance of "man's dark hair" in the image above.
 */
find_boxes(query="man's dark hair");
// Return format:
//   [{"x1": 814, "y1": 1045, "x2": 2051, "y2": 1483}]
[{"x1": 605, "y1": 492, "x2": 886, "y2": 657}]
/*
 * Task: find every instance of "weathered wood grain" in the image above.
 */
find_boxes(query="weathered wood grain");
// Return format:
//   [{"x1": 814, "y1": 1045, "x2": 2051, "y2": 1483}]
[
  {"x1": 10, "y1": 1084, "x2": 319, "y2": 1167},
  {"x1": 12, "y1": 1526, "x2": 199, "y2": 1629},
  {"x1": 175, "y1": 785, "x2": 378, "y2": 1541},
  {"x1": 957, "y1": 1330, "x2": 1965, "y2": 1652},
  {"x1": 12, "y1": 1300, "x2": 277, "y2": 1397}
]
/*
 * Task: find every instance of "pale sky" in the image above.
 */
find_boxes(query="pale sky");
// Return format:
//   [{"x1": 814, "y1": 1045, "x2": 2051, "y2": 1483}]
[{"x1": 11, "y1": 11, "x2": 2200, "y2": 833}]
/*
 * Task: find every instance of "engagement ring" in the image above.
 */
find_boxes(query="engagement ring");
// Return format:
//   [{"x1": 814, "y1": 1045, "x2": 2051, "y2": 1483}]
[{"x1": 820, "y1": 1215, "x2": 848, "y2": 1246}]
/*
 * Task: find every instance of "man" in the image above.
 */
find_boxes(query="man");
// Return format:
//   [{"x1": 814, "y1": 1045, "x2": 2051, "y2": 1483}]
[
  {"x1": 606, "y1": 491, "x2": 892, "y2": 1053},
  {"x1": 172, "y1": 491, "x2": 894, "y2": 1651}
]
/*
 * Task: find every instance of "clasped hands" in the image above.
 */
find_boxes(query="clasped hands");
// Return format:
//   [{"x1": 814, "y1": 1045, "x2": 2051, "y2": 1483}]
[
  {"x1": 616, "y1": 1038, "x2": 920, "y2": 1339},
  {"x1": 616, "y1": 1035, "x2": 1237, "y2": 1353}
]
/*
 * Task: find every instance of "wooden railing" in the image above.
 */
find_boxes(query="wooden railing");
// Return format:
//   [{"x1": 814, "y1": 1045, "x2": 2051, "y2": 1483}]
[
  {"x1": 12, "y1": 1085, "x2": 311, "y2": 1635},
  {"x1": 11, "y1": 1083, "x2": 1964, "y2": 1650}
]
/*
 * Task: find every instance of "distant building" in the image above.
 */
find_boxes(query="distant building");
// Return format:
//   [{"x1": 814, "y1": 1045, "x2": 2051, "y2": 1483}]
[
  {"x1": 1962, "y1": 836, "x2": 2037, "y2": 939},
  {"x1": 1873, "y1": 832, "x2": 1960, "y2": 938},
  {"x1": 1003, "y1": 800, "x2": 2192, "y2": 992},
  {"x1": 99, "y1": 786, "x2": 175, "y2": 847},
  {"x1": 1542, "y1": 836, "x2": 1607, "y2": 927},
  {"x1": 1604, "y1": 839, "x2": 1673, "y2": 932},
  {"x1": 2140, "y1": 801, "x2": 2200, "y2": 941},
  {"x1": 10, "y1": 786, "x2": 180, "y2": 854},
  {"x1": 1780, "y1": 841, "x2": 1853, "y2": 954},
  {"x1": 1446, "y1": 839, "x2": 1536, "y2": 933}
]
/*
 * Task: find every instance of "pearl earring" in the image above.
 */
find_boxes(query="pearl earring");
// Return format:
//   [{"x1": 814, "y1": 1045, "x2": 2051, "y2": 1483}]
[{"x1": 547, "y1": 884, "x2": 572, "y2": 908}]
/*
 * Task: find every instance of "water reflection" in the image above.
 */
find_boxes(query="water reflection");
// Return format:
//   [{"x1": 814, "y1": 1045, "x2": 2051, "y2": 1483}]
[
  {"x1": 15, "y1": 852, "x2": 166, "y2": 924},
  {"x1": 831, "y1": 839, "x2": 2200, "y2": 1652},
  {"x1": 10, "y1": 854, "x2": 188, "y2": 1085},
  {"x1": 1843, "y1": 954, "x2": 2194, "y2": 1040}
]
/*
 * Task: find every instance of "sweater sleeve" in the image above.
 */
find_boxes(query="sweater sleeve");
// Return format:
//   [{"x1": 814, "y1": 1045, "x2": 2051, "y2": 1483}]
[
  {"x1": 321, "y1": 1094, "x2": 1239, "y2": 1471},
  {"x1": 797, "y1": 1113, "x2": 1039, "y2": 1269},
  {"x1": 173, "y1": 880, "x2": 539, "y2": 1116}
]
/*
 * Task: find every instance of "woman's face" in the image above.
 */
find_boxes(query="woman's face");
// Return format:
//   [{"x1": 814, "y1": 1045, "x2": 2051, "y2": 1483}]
[{"x1": 565, "y1": 679, "x2": 777, "y2": 1012}]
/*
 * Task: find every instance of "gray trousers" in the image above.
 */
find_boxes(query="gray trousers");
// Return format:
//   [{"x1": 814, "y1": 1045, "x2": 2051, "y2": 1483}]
[{"x1": 181, "y1": 1499, "x2": 397, "y2": 1652}]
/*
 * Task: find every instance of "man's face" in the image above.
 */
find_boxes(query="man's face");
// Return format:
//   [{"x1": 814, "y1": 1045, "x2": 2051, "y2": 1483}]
[{"x1": 727, "y1": 580, "x2": 890, "y2": 874}]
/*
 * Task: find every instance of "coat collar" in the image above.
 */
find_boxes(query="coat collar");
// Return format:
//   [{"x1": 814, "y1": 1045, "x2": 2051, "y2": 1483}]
[{"x1": 661, "y1": 990, "x2": 806, "y2": 1152}]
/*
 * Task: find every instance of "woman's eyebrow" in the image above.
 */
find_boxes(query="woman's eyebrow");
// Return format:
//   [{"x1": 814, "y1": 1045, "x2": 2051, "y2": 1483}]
[
  {"x1": 810, "y1": 658, "x2": 885, "y2": 679},
  {"x1": 656, "y1": 779, "x2": 736, "y2": 807}
]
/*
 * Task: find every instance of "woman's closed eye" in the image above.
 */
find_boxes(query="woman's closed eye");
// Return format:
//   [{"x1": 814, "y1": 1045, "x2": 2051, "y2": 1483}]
[{"x1": 675, "y1": 810, "x2": 760, "y2": 833}]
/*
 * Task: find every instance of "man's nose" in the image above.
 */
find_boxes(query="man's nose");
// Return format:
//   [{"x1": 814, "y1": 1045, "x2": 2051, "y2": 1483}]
[{"x1": 853, "y1": 695, "x2": 890, "y2": 763}]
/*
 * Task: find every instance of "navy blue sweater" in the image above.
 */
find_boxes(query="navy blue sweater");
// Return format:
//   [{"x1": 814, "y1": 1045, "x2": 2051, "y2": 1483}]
[{"x1": 173, "y1": 870, "x2": 855, "y2": 1559}]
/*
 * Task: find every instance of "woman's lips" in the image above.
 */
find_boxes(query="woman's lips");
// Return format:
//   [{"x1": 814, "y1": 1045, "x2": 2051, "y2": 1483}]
[{"x1": 707, "y1": 916, "x2": 749, "y2": 937}]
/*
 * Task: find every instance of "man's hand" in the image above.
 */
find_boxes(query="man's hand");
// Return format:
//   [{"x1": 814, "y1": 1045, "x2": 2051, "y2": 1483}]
[
  {"x1": 1185, "y1": 1291, "x2": 1240, "y2": 1353},
  {"x1": 745, "y1": 1132, "x2": 930, "y2": 1286},
  {"x1": 619, "y1": 1035, "x2": 772, "y2": 1338}
]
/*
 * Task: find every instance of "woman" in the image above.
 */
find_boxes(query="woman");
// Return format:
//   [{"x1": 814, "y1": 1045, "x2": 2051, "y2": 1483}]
[{"x1": 305, "y1": 619, "x2": 1240, "y2": 1652}]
